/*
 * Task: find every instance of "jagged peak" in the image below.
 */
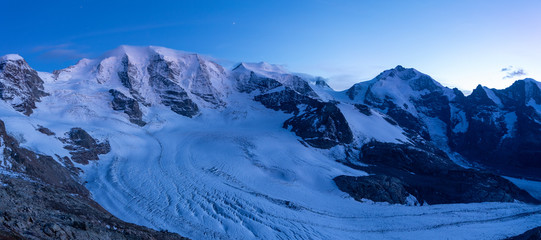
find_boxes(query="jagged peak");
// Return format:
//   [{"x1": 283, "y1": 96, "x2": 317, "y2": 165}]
[
  {"x1": 0, "y1": 54, "x2": 34, "y2": 72},
  {"x1": 374, "y1": 65, "x2": 422, "y2": 81},
  {"x1": 1, "y1": 54, "x2": 24, "y2": 62}
]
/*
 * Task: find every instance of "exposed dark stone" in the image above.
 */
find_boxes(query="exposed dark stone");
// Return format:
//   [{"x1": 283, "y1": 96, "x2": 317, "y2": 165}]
[
  {"x1": 236, "y1": 72, "x2": 283, "y2": 93},
  {"x1": 37, "y1": 125, "x2": 55, "y2": 136},
  {"x1": 61, "y1": 128, "x2": 111, "y2": 165},
  {"x1": 0, "y1": 118, "x2": 187, "y2": 239},
  {"x1": 254, "y1": 89, "x2": 319, "y2": 114},
  {"x1": 386, "y1": 105, "x2": 431, "y2": 140},
  {"x1": 0, "y1": 175, "x2": 187, "y2": 240},
  {"x1": 0, "y1": 120, "x2": 87, "y2": 196},
  {"x1": 189, "y1": 54, "x2": 226, "y2": 106},
  {"x1": 507, "y1": 226, "x2": 541, "y2": 240},
  {"x1": 358, "y1": 142, "x2": 458, "y2": 175},
  {"x1": 0, "y1": 57, "x2": 48, "y2": 115},
  {"x1": 283, "y1": 102, "x2": 353, "y2": 148},
  {"x1": 336, "y1": 141, "x2": 539, "y2": 205},
  {"x1": 314, "y1": 77, "x2": 331, "y2": 89},
  {"x1": 449, "y1": 82, "x2": 541, "y2": 180},
  {"x1": 334, "y1": 175, "x2": 410, "y2": 204},
  {"x1": 109, "y1": 89, "x2": 146, "y2": 126},
  {"x1": 347, "y1": 66, "x2": 541, "y2": 180},
  {"x1": 281, "y1": 75, "x2": 319, "y2": 98},
  {"x1": 147, "y1": 56, "x2": 200, "y2": 117},
  {"x1": 354, "y1": 104, "x2": 372, "y2": 116}
]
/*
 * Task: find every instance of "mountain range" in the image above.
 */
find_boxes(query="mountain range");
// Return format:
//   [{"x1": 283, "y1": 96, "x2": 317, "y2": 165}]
[{"x1": 0, "y1": 46, "x2": 540, "y2": 239}]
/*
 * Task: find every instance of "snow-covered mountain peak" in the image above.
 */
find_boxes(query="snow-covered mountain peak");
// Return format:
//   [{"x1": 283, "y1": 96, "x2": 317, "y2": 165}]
[
  {"x1": 374, "y1": 65, "x2": 421, "y2": 81},
  {"x1": 0, "y1": 54, "x2": 34, "y2": 72},
  {"x1": 233, "y1": 62, "x2": 288, "y2": 78},
  {"x1": 345, "y1": 66, "x2": 450, "y2": 105},
  {"x1": 0, "y1": 54, "x2": 25, "y2": 62}
]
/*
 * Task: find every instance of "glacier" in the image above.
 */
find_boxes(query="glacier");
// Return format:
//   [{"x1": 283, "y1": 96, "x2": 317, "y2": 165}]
[{"x1": 0, "y1": 46, "x2": 540, "y2": 239}]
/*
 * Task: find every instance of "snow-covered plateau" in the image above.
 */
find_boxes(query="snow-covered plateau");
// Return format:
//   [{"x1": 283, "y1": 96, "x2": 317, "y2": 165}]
[{"x1": 0, "y1": 46, "x2": 540, "y2": 239}]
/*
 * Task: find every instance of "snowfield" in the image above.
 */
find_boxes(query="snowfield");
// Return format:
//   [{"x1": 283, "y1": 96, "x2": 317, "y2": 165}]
[
  {"x1": 0, "y1": 47, "x2": 540, "y2": 239},
  {"x1": 13, "y1": 100, "x2": 540, "y2": 240}
]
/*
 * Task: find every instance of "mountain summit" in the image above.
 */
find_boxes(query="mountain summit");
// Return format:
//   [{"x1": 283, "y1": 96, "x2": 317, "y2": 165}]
[{"x1": 0, "y1": 46, "x2": 540, "y2": 239}]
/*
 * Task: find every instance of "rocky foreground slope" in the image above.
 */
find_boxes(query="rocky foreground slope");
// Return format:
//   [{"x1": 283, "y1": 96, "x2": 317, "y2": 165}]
[{"x1": 0, "y1": 46, "x2": 540, "y2": 239}]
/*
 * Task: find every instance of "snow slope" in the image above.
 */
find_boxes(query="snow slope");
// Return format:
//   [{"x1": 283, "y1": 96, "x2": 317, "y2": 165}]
[{"x1": 0, "y1": 47, "x2": 540, "y2": 239}]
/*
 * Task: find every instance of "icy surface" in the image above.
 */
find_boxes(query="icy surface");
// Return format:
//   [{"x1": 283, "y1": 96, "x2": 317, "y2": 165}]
[
  {"x1": 505, "y1": 177, "x2": 541, "y2": 201},
  {"x1": 1, "y1": 48, "x2": 540, "y2": 239},
  {"x1": 338, "y1": 103, "x2": 408, "y2": 144},
  {"x1": 483, "y1": 87, "x2": 503, "y2": 107}
]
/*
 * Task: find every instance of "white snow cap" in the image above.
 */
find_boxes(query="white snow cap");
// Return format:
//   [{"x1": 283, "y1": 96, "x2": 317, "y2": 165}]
[
  {"x1": 0, "y1": 54, "x2": 24, "y2": 62},
  {"x1": 237, "y1": 62, "x2": 288, "y2": 74}
]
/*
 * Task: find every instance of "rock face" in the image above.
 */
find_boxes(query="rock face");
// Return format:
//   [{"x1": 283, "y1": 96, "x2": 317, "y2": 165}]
[
  {"x1": 252, "y1": 85, "x2": 352, "y2": 148},
  {"x1": 146, "y1": 55, "x2": 200, "y2": 117},
  {"x1": 61, "y1": 128, "x2": 111, "y2": 165},
  {"x1": 0, "y1": 119, "x2": 186, "y2": 239},
  {"x1": 450, "y1": 80, "x2": 541, "y2": 179},
  {"x1": 0, "y1": 174, "x2": 186, "y2": 240},
  {"x1": 0, "y1": 55, "x2": 48, "y2": 115},
  {"x1": 345, "y1": 66, "x2": 541, "y2": 181},
  {"x1": 334, "y1": 175, "x2": 410, "y2": 204},
  {"x1": 234, "y1": 63, "x2": 353, "y2": 149},
  {"x1": 283, "y1": 101, "x2": 353, "y2": 148},
  {"x1": 109, "y1": 89, "x2": 146, "y2": 126},
  {"x1": 0, "y1": 120, "x2": 86, "y2": 196},
  {"x1": 335, "y1": 142, "x2": 539, "y2": 205},
  {"x1": 507, "y1": 226, "x2": 541, "y2": 240}
]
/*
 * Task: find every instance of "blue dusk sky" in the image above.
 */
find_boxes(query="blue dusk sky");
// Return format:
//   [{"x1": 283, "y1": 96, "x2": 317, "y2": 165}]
[{"x1": 1, "y1": 0, "x2": 540, "y2": 91}]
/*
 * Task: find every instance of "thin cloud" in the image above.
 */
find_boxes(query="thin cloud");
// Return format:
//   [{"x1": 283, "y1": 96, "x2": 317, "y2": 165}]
[
  {"x1": 33, "y1": 43, "x2": 89, "y2": 61},
  {"x1": 40, "y1": 48, "x2": 86, "y2": 60},
  {"x1": 501, "y1": 66, "x2": 527, "y2": 79}
]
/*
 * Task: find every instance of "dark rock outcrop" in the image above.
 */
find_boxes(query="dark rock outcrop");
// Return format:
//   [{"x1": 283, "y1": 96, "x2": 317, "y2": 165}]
[
  {"x1": 147, "y1": 56, "x2": 200, "y2": 117},
  {"x1": 0, "y1": 55, "x2": 48, "y2": 115},
  {"x1": 235, "y1": 71, "x2": 282, "y2": 94},
  {"x1": 283, "y1": 101, "x2": 353, "y2": 148},
  {"x1": 334, "y1": 175, "x2": 410, "y2": 204},
  {"x1": 507, "y1": 226, "x2": 541, "y2": 240},
  {"x1": 0, "y1": 120, "x2": 86, "y2": 196},
  {"x1": 0, "y1": 119, "x2": 186, "y2": 239},
  {"x1": 0, "y1": 172, "x2": 186, "y2": 240},
  {"x1": 254, "y1": 89, "x2": 318, "y2": 114},
  {"x1": 61, "y1": 128, "x2": 111, "y2": 165},
  {"x1": 37, "y1": 125, "x2": 55, "y2": 136},
  {"x1": 335, "y1": 142, "x2": 538, "y2": 205},
  {"x1": 109, "y1": 89, "x2": 146, "y2": 126},
  {"x1": 346, "y1": 66, "x2": 541, "y2": 180},
  {"x1": 254, "y1": 88, "x2": 353, "y2": 148},
  {"x1": 450, "y1": 82, "x2": 541, "y2": 179}
]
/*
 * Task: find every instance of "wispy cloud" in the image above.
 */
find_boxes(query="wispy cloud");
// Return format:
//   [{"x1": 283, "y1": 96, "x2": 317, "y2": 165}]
[
  {"x1": 32, "y1": 43, "x2": 88, "y2": 61},
  {"x1": 501, "y1": 66, "x2": 527, "y2": 79}
]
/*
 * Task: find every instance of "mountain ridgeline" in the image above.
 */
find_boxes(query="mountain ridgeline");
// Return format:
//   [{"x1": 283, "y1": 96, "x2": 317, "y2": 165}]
[{"x1": 0, "y1": 46, "x2": 540, "y2": 238}]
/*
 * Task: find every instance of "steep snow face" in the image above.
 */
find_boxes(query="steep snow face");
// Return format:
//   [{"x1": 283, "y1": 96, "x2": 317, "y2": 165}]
[
  {"x1": 51, "y1": 46, "x2": 230, "y2": 118},
  {"x1": 483, "y1": 87, "x2": 503, "y2": 107},
  {"x1": 345, "y1": 66, "x2": 455, "y2": 115}
]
